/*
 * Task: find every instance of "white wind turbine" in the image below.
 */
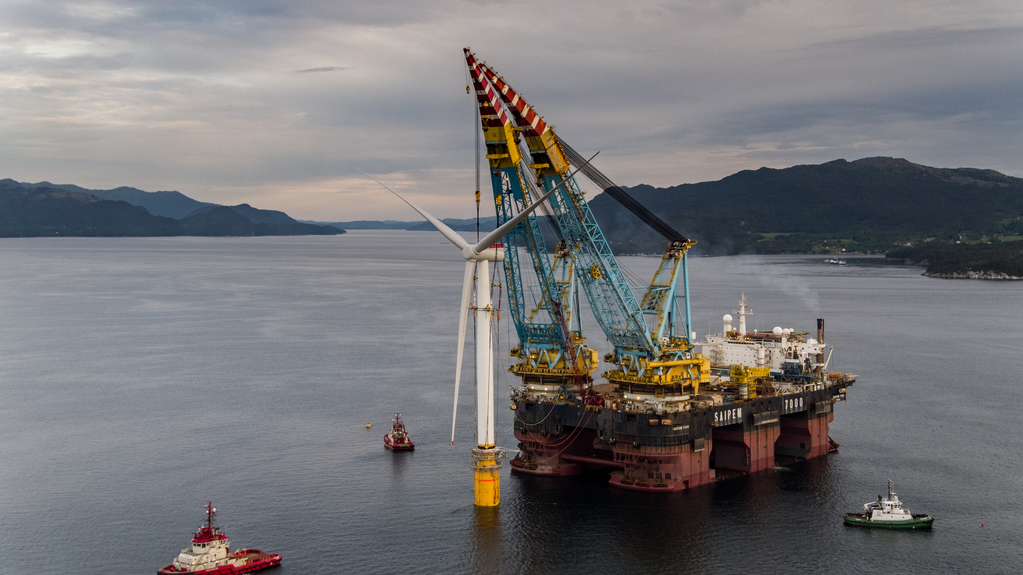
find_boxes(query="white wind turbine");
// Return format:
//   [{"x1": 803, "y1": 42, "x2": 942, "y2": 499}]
[{"x1": 357, "y1": 159, "x2": 593, "y2": 506}]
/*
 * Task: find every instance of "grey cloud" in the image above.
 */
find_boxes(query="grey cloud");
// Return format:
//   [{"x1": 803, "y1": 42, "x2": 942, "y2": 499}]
[
  {"x1": 695, "y1": 80, "x2": 1023, "y2": 148},
  {"x1": 0, "y1": 0, "x2": 1020, "y2": 220},
  {"x1": 296, "y1": 67, "x2": 348, "y2": 74},
  {"x1": 800, "y1": 23, "x2": 1023, "y2": 54}
]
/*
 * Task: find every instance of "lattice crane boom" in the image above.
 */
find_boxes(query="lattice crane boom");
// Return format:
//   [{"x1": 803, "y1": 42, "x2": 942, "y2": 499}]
[
  {"x1": 466, "y1": 52, "x2": 563, "y2": 348},
  {"x1": 465, "y1": 48, "x2": 709, "y2": 396},
  {"x1": 471, "y1": 54, "x2": 658, "y2": 357},
  {"x1": 466, "y1": 49, "x2": 600, "y2": 395}
]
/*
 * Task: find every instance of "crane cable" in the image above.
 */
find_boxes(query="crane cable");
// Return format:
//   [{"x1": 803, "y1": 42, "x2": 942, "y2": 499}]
[
  {"x1": 475, "y1": 85, "x2": 481, "y2": 243},
  {"x1": 516, "y1": 137, "x2": 651, "y2": 293},
  {"x1": 557, "y1": 135, "x2": 688, "y2": 244}
]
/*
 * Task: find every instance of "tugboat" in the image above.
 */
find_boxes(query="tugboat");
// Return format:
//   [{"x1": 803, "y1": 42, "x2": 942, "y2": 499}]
[
  {"x1": 157, "y1": 502, "x2": 282, "y2": 574},
  {"x1": 844, "y1": 480, "x2": 934, "y2": 529},
  {"x1": 384, "y1": 413, "x2": 415, "y2": 451}
]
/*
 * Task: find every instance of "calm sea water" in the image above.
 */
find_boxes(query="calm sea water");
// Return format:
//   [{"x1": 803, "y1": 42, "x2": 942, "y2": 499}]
[{"x1": 1, "y1": 232, "x2": 1021, "y2": 574}]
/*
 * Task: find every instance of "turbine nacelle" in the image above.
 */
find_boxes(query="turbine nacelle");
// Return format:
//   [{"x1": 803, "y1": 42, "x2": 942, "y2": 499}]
[{"x1": 464, "y1": 244, "x2": 505, "y2": 262}]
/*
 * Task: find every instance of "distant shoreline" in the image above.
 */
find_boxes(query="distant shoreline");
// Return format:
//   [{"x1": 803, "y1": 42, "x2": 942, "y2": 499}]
[
  {"x1": 886, "y1": 240, "x2": 1023, "y2": 280},
  {"x1": 923, "y1": 271, "x2": 1023, "y2": 280}
]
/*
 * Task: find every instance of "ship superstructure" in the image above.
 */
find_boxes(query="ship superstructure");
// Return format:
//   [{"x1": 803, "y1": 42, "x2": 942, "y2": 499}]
[
  {"x1": 700, "y1": 294, "x2": 829, "y2": 374},
  {"x1": 463, "y1": 48, "x2": 852, "y2": 493}
]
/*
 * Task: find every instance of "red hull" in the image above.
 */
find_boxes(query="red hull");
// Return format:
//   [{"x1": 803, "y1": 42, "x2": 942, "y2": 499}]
[
  {"x1": 158, "y1": 552, "x2": 281, "y2": 575},
  {"x1": 609, "y1": 442, "x2": 716, "y2": 492},
  {"x1": 512, "y1": 392, "x2": 841, "y2": 492},
  {"x1": 384, "y1": 437, "x2": 414, "y2": 450},
  {"x1": 510, "y1": 429, "x2": 603, "y2": 476}
]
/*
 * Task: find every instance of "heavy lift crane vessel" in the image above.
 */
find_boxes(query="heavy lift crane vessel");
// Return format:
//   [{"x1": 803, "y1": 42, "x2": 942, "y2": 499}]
[
  {"x1": 465, "y1": 49, "x2": 719, "y2": 485},
  {"x1": 464, "y1": 50, "x2": 849, "y2": 492}
]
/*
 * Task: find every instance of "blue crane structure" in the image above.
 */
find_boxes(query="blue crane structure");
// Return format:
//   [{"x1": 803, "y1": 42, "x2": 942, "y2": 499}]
[
  {"x1": 465, "y1": 49, "x2": 709, "y2": 400},
  {"x1": 465, "y1": 52, "x2": 598, "y2": 399}
]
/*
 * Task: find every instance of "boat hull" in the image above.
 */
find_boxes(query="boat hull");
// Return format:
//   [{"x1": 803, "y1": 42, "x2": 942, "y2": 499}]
[
  {"x1": 384, "y1": 438, "x2": 415, "y2": 450},
  {"x1": 843, "y1": 513, "x2": 934, "y2": 529},
  {"x1": 158, "y1": 551, "x2": 281, "y2": 574}
]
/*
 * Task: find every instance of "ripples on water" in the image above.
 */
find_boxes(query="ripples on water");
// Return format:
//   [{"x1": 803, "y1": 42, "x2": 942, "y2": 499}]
[{"x1": 0, "y1": 235, "x2": 1020, "y2": 574}]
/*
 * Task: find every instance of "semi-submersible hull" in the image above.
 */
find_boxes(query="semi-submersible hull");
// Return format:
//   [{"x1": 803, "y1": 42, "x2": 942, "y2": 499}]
[{"x1": 509, "y1": 379, "x2": 849, "y2": 492}]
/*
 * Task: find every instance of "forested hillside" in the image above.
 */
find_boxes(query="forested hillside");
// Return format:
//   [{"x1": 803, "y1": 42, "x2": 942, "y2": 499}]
[
  {"x1": 0, "y1": 182, "x2": 343, "y2": 237},
  {"x1": 591, "y1": 157, "x2": 1023, "y2": 255}
]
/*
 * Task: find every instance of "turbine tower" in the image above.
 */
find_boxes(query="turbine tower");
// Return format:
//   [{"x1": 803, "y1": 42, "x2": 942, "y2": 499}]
[
  {"x1": 360, "y1": 165, "x2": 590, "y2": 506},
  {"x1": 361, "y1": 173, "x2": 560, "y2": 506}
]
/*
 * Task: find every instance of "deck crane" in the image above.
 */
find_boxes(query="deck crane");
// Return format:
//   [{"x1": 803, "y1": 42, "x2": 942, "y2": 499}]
[
  {"x1": 465, "y1": 51, "x2": 600, "y2": 402},
  {"x1": 465, "y1": 50, "x2": 709, "y2": 405}
]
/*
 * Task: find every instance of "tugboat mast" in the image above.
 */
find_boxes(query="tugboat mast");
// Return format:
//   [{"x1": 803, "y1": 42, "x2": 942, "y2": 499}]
[{"x1": 194, "y1": 501, "x2": 218, "y2": 541}]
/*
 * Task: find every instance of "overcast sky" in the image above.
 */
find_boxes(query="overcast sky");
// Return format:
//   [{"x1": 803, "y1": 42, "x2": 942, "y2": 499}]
[{"x1": 1, "y1": 1, "x2": 1020, "y2": 221}]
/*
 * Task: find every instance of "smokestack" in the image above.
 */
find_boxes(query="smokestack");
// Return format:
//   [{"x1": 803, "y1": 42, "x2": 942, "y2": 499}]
[{"x1": 816, "y1": 318, "x2": 825, "y2": 364}]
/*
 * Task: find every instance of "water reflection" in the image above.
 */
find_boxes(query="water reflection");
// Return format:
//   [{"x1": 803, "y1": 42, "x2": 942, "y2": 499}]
[
  {"x1": 389, "y1": 449, "x2": 412, "y2": 488},
  {"x1": 497, "y1": 473, "x2": 726, "y2": 572},
  {"x1": 467, "y1": 506, "x2": 503, "y2": 574},
  {"x1": 493, "y1": 458, "x2": 850, "y2": 572}
]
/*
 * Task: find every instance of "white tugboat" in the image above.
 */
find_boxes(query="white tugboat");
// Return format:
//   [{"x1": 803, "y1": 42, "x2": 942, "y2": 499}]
[
  {"x1": 157, "y1": 502, "x2": 282, "y2": 574},
  {"x1": 844, "y1": 480, "x2": 934, "y2": 529}
]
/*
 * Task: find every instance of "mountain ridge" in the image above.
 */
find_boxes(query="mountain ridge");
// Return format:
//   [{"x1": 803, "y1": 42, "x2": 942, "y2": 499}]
[
  {"x1": 0, "y1": 180, "x2": 344, "y2": 237},
  {"x1": 0, "y1": 179, "x2": 216, "y2": 219},
  {"x1": 6, "y1": 156, "x2": 1022, "y2": 249},
  {"x1": 587, "y1": 156, "x2": 1023, "y2": 255}
]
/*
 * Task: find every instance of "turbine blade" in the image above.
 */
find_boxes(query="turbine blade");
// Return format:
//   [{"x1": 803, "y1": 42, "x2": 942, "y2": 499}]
[
  {"x1": 471, "y1": 152, "x2": 599, "y2": 253},
  {"x1": 354, "y1": 167, "x2": 470, "y2": 251},
  {"x1": 451, "y1": 260, "x2": 476, "y2": 444}
]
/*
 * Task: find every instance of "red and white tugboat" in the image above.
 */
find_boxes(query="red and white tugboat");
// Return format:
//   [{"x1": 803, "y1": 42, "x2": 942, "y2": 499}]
[
  {"x1": 157, "y1": 502, "x2": 281, "y2": 574},
  {"x1": 384, "y1": 413, "x2": 415, "y2": 451}
]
